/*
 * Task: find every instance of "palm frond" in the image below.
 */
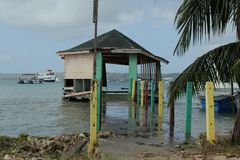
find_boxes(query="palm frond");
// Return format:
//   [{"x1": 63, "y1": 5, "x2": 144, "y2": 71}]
[
  {"x1": 232, "y1": 58, "x2": 240, "y2": 84},
  {"x1": 169, "y1": 41, "x2": 240, "y2": 104},
  {"x1": 174, "y1": 0, "x2": 237, "y2": 55}
]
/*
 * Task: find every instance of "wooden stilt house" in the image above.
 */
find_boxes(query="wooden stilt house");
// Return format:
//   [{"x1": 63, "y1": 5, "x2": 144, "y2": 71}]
[{"x1": 57, "y1": 29, "x2": 168, "y2": 100}]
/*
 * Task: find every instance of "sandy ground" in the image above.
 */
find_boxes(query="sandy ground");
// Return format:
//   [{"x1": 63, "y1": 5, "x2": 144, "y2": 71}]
[
  {"x1": 99, "y1": 136, "x2": 240, "y2": 160},
  {"x1": 99, "y1": 137, "x2": 188, "y2": 160}
]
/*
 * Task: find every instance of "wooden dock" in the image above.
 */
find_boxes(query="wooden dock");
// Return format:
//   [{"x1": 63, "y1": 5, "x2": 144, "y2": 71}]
[{"x1": 64, "y1": 91, "x2": 91, "y2": 98}]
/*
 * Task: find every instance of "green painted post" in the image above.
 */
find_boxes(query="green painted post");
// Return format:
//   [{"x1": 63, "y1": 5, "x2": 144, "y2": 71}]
[
  {"x1": 96, "y1": 51, "x2": 103, "y2": 132},
  {"x1": 150, "y1": 80, "x2": 155, "y2": 113},
  {"x1": 185, "y1": 81, "x2": 193, "y2": 139},
  {"x1": 149, "y1": 112, "x2": 154, "y2": 136},
  {"x1": 128, "y1": 54, "x2": 137, "y2": 98}
]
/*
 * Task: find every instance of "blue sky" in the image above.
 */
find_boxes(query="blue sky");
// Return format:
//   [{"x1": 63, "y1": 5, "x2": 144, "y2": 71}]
[{"x1": 0, "y1": 0, "x2": 236, "y2": 74}]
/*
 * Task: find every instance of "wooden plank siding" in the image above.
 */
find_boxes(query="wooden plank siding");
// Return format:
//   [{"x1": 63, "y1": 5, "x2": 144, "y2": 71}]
[{"x1": 64, "y1": 54, "x2": 94, "y2": 79}]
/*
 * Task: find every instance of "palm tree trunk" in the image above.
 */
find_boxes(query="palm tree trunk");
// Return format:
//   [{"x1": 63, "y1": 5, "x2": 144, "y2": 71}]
[
  {"x1": 232, "y1": 97, "x2": 240, "y2": 144},
  {"x1": 231, "y1": 1, "x2": 240, "y2": 144}
]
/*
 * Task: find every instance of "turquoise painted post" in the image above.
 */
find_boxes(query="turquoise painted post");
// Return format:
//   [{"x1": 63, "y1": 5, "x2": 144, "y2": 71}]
[
  {"x1": 149, "y1": 112, "x2": 154, "y2": 136},
  {"x1": 150, "y1": 80, "x2": 155, "y2": 113},
  {"x1": 185, "y1": 81, "x2": 193, "y2": 139},
  {"x1": 129, "y1": 54, "x2": 137, "y2": 99},
  {"x1": 96, "y1": 51, "x2": 103, "y2": 132}
]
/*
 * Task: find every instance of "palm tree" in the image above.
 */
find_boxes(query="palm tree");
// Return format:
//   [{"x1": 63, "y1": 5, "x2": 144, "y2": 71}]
[{"x1": 171, "y1": 0, "x2": 240, "y2": 144}]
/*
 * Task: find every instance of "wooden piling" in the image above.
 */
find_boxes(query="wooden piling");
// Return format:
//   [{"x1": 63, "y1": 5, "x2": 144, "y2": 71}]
[
  {"x1": 158, "y1": 116, "x2": 163, "y2": 138},
  {"x1": 137, "y1": 81, "x2": 140, "y2": 105},
  {"x1": 185, "y1": 82, "x2": 193, "y2": 139},
  {"x1": 150, "y1": 80, "x2": 155, "y2": 113},
  {"x1": 169, "y1": 99, "x2": 174, "y2": 137},
  {"x1": 140, "y1": 81, "x2": 144, "y2": 106},
  {"x1": 206, "y1": 81, "x2": 215, "y2": 144},
  {"x1": 96, "y1": 52, "x2": 103, "y2": 132},
  {"x1": 132, "y1": 80, "x2": 136, "y2": 102},
  {"x1": 129, "y1": 78, "x2": 132, "y2": 100},
  {"x1": 136, "y1": 81, "x2": 140, "y2": 121},
  {"x1": 144, "y1": 81, "x2": 149, "y2": 109},
  {"x1": 97, "y1": 81, "x2": 101, "y2": 131},
  {"x1": 144, "y1": 81, "x2": 149, "y2": 126},
  {"x1": 158, "y1": 81, "x2": 163, "y2": 131},
  {"x1": 88, "y1": 80, "x2": 98, "y2": 152}
]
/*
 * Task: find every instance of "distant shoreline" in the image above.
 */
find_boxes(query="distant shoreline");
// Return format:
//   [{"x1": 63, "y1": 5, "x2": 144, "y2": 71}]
[{"x1": 0, "y1": 72, "x2": 180, "y2": 81}]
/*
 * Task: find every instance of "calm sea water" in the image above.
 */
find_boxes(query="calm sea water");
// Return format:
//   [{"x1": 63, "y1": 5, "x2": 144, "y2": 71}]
[{"x1": 0, "y1": 79, "x2": 236, "y2": 144}]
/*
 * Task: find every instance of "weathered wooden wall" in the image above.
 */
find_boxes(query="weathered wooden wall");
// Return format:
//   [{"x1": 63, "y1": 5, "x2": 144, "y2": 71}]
[{"x1": 64, "y1": 54, "x2": 93, "y2": 79}]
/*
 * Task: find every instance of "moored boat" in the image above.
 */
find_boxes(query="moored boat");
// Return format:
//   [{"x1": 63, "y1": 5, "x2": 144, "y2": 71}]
[
  {"x1": 38, "y1": 69, "x2": 57, "y2": 82},
  {"x1": 199, "y1": 93, "x2": 239, "y2": 113},
  {"x1": 18, "y1": 74, "x2": 42, "y2": 84}
]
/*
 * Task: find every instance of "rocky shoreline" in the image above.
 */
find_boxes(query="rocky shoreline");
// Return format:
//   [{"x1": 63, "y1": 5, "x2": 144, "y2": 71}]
[
  {"x1": 1, "y1": 132, "x2": 240, "y2": 160},
  {"x1": 0, "y1": 133, "x2": 92, "y2": 160}
]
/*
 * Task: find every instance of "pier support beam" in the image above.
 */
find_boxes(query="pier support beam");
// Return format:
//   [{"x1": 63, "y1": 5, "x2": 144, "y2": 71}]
[
  {"x1": 129, "y1": 54, "x2": 137, "y2": 98},
  {"x1": 137, "y1": 81, "x2": 140, "y2": 105},
  {"x1": 158, "y1": 81, "x2": 163, "y2": 127},
  {"x1": 169, "y1": 101, "x2": 174, "y2": 138},
  {"x1": 140, "y1": 81, "x2": 144, "y2": 107},
  {"x1": 88, "y1": 80, "x2": 98, "y2": 152},
  {"x1": 169, "y1": 81, "x2": 174, "y2": 138},
  {"x1": 185, "y1": 82, "x2": 192, "y2": 139},
  {"x1": 150, "y1": 80, "x2": 155, "y2": 113},
  {"x1": 132, "y1": 80, "x2": 136, "y2": 102},
  {"x1": 144, "y1": 81, "x2": 149, "y2": 109},
  {"x1": 136, "y1": 81, "x2": 140, "y2": 121},
  {"x1": 158, "y1": 62, "x2": 162, "y2": 81},
  {"x1": 96, "y1": 51, "x2": 103, "y2": 132},
  {"x1": 206, "y1": 81, "x2": 215, "y2": 144}
]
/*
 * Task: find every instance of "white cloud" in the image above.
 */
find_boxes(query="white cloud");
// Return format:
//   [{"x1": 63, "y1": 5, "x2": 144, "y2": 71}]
[
  {"x1": 0, "y1": 0, "x2": 180, "y2": 37},
  {"x1": 118, "y1": 10, "x2": 144, "y2": 24},
  {"x1": 152, "y1": 9, "x2": 175, "y2": 21},
  {"x1": 0, "y1": 54, "x2": 13, "y2": 62},
  {"x1": 0, "y1": 0, "x2": 92, "y2": 29}
]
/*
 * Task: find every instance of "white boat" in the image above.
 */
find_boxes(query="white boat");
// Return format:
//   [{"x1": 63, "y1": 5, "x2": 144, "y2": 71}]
[
  {"x1": 18, "y1": 74, "x2": 42, "y2": 84},
  {"x1": 38, "y1": 69, "x2": 57, "y2": 82}
]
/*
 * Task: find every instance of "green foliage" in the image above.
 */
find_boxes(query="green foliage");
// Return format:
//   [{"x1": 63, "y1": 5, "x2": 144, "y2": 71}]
[
  {"x1": 169, "y1": 42, "x2": 240, "y2": 104},
  {"x1": 174, "y1": 0, "x2": 240, "y2": 55},
  {"x1": 171, "y1": 0, "x2": 240, "y2": 103}
]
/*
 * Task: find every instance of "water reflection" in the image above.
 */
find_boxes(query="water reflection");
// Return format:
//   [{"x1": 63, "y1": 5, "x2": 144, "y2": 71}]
[
  {"x1": 0, "y1": 80, "x2": 236, "y2": 144},
  {"x1": 59, "y1": 100, "x2": 90, "y2": 133},
  {"x1": 157, "y1": 116, "x2": 163, "y2": 140}
]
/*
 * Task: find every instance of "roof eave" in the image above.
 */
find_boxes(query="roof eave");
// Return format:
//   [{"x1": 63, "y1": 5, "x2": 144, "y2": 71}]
[
  {"x1": 142, "y1": 51, "x2": 169, "y2": 64},
  {"x1": 57, "y1": 50, "x2": 90, "y2": 57}
]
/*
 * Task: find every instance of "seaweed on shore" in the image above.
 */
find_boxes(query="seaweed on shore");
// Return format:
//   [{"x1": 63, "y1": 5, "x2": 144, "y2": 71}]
[{"x1": 0, "y1": 133, "x2": 95, "y2": 160}]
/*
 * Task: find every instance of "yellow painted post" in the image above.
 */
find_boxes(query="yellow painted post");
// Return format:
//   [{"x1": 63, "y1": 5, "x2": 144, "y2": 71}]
[
  {"x1": 132, "y1": 80, "x2": 136, "y2": 102},
  {"x1": 158, "y1": 81, "x2": 163, "y2": 119},
  {"x1": 205, "y1": 81, "x2": 215, "y2": 144},
  {"x1": 140, "y1": 81, "x2": 144, "y2": 106},
  {"x1": 88, "y1": 80, "x2": 98, "y2": 152},
  {"x1": 158, "y1": 116, "x2": 163, "y2": 138}
]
